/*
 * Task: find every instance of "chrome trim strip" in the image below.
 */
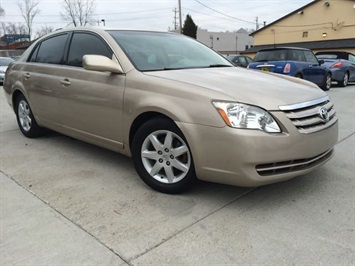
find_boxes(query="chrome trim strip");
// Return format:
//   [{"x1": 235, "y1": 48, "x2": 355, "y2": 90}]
[
  {"x1": 256, "y1": 64, "x2": 275, "y2": 68},
  {"x1": 279, "y1": 95, "x2": 330, "y2": 111},
  {"x1": 297, "y1": 117, "x2": 338, "y2": 134}
]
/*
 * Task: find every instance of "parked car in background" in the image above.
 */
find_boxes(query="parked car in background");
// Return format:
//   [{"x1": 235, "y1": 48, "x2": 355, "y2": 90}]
[
  {"x1": 248, "y1": 47, "x2": 331, "y2": 90},
  {"x1": 3, "y1": 28, "x2": 338, "y2": 194},
  {"x1": 226, "y1": 54, "x2": 252, "y2": 68},
  {"x1": 315, "y1": 51, "x2": 355, "y2": 87},
  {"x1": 11, "y1": 55, "x2": 22, "y2": 61},
  {"x1": 0, "y1": 57, "x2": 15, "y2": 84}
]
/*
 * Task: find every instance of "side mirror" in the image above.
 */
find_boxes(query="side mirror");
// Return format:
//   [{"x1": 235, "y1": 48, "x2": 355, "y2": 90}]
[
  {"x1": 318, "y1": 59, "x2": 325, "y2": 65},
  {"x1": 83, "y1": 55, "x2": 123, "y2": 74}
]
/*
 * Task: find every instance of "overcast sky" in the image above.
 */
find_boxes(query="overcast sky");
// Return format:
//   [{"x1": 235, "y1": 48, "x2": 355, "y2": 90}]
[{"x1": 1, "y1": 0, "x2": 314, "y2": 33}]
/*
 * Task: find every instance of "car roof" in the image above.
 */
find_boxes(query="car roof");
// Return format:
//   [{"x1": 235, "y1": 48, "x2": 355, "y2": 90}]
[
  {"x1": 315, "y1": 51, "x2": 354, "y2": 56},
  {"x1": 50, "y1": 26, "x2": 177, "y2": 35},
  {"x1": 258, "y1": 47, "x2": 311, "y2": 52}
]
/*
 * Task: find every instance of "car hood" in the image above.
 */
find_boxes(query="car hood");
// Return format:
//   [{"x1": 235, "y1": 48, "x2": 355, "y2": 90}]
[{"x1": 143, "y1": 67, "x2": 326, "y2": 110}]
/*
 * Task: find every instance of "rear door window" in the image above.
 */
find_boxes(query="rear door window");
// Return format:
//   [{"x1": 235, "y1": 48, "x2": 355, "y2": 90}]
[
  {"x1": 33, "y1": 34, "x2": 68, "y2": 64},
  {"x1": 67, "y1": 33, "x2": 113, "y2": 67}
]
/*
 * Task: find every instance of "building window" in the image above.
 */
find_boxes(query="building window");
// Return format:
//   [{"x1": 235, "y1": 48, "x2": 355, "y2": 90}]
[{"x1": 302, "y1": 31, "x2": 308, "y2": 38}]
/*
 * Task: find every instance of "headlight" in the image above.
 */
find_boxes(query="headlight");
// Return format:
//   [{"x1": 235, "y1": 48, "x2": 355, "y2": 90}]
[
  {"x1": 0, "y1": 70, "x2": 5, "y2": 74},
  {"x1": 212, "y1": 101, "x2": 281, "y2": 133}
]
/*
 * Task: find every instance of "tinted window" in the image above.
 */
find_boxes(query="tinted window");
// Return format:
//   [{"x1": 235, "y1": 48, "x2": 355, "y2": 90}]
[
  {"x1": 349, "y1": 54, "x2": 355, "y2": 63},
  {"x1": 237, "y1": 57, "x2": 247, "y2": 67},
  {"x1": 29, "y1": 45, "x2": 40, "y2": 62},
  {"x1": 288, "y1": 50, "x2": 306, "y2": 61},
  {"x1": 303, "y1": 50, "x2": 319, "y2": 64},
  {"x1": 253, "y1": 50, "x2": 287, "y2": 62},
  {"x1": 67, "y1": 33, "x2": 112, "y2": 67},
  {"x1": 35, "y1": 34, "x2": 68, "y2": 64}
]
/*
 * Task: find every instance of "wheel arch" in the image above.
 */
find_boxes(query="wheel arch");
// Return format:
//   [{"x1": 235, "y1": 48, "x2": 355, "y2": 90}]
[
  {"x1": 12, "y1": 89, "x2": 24, "y2": 109},
  {"x1": 129, "y1": 111, "x2": 174, "y2": 150},
  {"x1": 294, "y1": 72, "x2": 303, "y2": 78}
]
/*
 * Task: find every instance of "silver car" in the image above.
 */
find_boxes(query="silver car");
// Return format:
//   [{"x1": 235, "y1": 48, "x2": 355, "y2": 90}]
[
  {"x1": 3, "y1": 27, "x2": 338, "y2": 194},
  {"x1": 0, "y1": 57, "x2": 15, "y2": 84}
]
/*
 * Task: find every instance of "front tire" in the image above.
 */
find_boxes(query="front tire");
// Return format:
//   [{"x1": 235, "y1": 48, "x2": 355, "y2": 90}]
[
  {"x1": 15, "y1": 94, "x2": 44, "y2": 138},
  {"x1": 321, "y1": 73, "x2": 331, "y2": 91},
  {"x1": 132, "y1": 118, "x2": 196, "y2": 194},
  {"x1": 338, "y1": 72, "x2": 349, "y2": 87}
]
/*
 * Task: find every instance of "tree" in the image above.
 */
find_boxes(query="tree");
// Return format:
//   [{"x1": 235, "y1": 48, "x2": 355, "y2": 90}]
[
  {"x1": 0, "y1": 5, "x2": 5, "y2": 17},
  {"x1": 0, "y1": 6, "x2": 5, "y2": 36},
  {"x1": 5, "y1": 23, "x2": 27, "y2": 35},
  {"x1": 61, "y1": 0, "x2": 96, "y2": 26},
  {"x1": 182, "y1": 14, "x2": 197, "y2": 39},
  {"x1": 35, "y1": 25, "x2": 54, "y2": 39},
  {"x1": 17, "y1": 0, "x2": 40, "y2": 41}
]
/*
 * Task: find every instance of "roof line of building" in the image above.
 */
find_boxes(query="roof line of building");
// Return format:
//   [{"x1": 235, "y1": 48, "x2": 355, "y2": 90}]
[
  {"x1": 250, "y1": 0, "x2": 319, "y2": 36},
  {"x1": 241, "y1": 38, "x2": 355, "y2": 54}
]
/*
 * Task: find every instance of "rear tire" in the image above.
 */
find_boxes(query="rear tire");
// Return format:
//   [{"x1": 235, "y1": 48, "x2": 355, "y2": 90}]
[
  {"x1": 15, "y1": 94, "x2": 44, "y2": 138},
  {"x1": 132, "y1": 117, "x2": 196, "y2": 194},
  {"x1": 338, "y1": 72, "x2": 349, "y2": 87},
  {"x1": 294, "y1": 73, "x2": 303, "y2": 79}
]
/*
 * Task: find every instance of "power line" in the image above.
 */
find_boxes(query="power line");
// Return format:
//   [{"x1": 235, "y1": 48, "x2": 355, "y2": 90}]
[{"x1": 193, "y1": 0, "x2": 258, "y2": 25}]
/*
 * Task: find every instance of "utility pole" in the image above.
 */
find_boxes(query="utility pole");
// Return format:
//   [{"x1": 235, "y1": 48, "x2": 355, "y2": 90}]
[
  {"x1": 255, "y1": 16, "x2": 259, "y2": 31},
  {"x1": 173, "y1": 7, "x2": 178, "y2": 30},
  {"x1": 178, "y1": 0, "x2": 182, "y2": 34}
]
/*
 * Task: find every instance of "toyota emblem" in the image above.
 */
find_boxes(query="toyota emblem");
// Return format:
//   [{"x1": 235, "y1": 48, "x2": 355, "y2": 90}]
[{"x1": 318, "y1": 107, "x2": 329, "y2": 122}]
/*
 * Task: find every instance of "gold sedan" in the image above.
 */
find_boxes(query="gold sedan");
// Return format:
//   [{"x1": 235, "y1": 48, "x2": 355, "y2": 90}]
[{"x1": 3, "y1": 28, "x2": 338, "y2": 194}]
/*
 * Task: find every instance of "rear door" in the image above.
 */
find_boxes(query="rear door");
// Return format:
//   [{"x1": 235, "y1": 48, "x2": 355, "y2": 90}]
[
  {"x1": 22, "y1": 33, "x2": 69, "y2": 127},
  {"x1": 58, "y1": 31, "x2": 125, "y2": 149}
]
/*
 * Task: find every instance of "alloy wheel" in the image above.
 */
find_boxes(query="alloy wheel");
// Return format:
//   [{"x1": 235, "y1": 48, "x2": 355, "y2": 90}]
[{"x1": 141, "y1": 130, "x2": 191, "y2": 184}]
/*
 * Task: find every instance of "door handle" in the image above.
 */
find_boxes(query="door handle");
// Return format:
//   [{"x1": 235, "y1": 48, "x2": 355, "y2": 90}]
[
  {"x1": 24, "y1": 73, "x2": 31, "y2": 79},
  {"x1": 60, "y1": 78, "x2": 71, "y2": 86}
]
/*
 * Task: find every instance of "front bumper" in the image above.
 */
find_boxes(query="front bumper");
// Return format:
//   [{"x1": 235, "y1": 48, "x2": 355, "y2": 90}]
[{"x1": 177, "y1": 117, "x2": 338, "y2": 187}]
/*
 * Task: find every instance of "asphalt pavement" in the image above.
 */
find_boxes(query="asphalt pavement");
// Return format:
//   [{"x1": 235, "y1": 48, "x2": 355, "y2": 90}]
[{"x1": 1, "y1": 83, "x2": 354, "y2": 265}]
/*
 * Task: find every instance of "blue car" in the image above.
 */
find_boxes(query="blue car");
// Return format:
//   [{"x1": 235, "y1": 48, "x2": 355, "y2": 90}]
[
  {"x1": 316, "y1": 51, "x2": 355, "y2": 87},
  {"x1": 248, "y1": 47, "x2": 331, "y2": 91}
]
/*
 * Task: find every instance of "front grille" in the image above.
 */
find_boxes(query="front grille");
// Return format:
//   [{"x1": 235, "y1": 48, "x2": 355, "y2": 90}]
[
  {"x1": 279, "y1": 96, "x2": 338, "y2": 134},
  {"x1": 256, "y1": 149, "x2": 334, "y2": 176}
]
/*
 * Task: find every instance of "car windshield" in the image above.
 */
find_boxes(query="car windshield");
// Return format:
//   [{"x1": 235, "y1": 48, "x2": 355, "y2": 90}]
[
  {"x1": 108, "y1": 31, "x2": 232, "y2": 71},
  {"x1": 0, "y1": 58, "x2": 15, "y2": 66}
]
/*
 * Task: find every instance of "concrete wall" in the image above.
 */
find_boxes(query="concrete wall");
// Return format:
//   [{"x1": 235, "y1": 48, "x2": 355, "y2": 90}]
[
  {"x1": 197, "y1": 28, "x2": 254, "y2": 54},
  {"x1": 0, "y1": 49, "x2": 24, "y2": 57}
]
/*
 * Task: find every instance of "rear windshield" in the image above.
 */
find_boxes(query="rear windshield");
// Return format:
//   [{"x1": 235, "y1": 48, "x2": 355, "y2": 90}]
[{"x1": 253, "y1": 50, "x2": 288, "y2": 62}]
